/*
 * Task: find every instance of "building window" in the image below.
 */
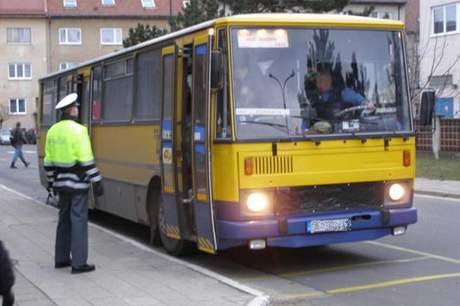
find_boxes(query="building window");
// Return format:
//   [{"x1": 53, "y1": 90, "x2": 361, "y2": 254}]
[
  {"x1": 183, "y1": 0, "x2": 190, "y2": 8},
  {"x1": 8, "y1": 63, "x2": 32, "y2": 80},
  {"x1": 370, "y1": 11, "x2": 393, "y2": 20},
  {"x1": 141, "y1": 0, "x2": 155, "y2": 9},
  {"x1": 100, "y1": 28, "x2": 123, "y2": 45},
  {"x1": 9, "y1": 98, "x2": 26, "y2": 115},
  {"x1": 63, "y1": 0, "x2": 77, "y2": 8},
  {"x1": 7, "y1": 28, "x2": 31, "y2": 44},
  {"x1": 59, "y1": 28, "x2": 81, "y2": 44},
  {"x1": 433, "y1": 3, "x2": 458, "y2": 34},
  {"x1": 102, "y1": 0, "x2": 115, "y2": 6},
  {"x1": 60, "y1": 63, "x2": 79, "y2": 71}
]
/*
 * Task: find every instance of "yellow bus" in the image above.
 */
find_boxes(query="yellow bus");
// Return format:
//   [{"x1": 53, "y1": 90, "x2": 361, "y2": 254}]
[{"x1": 37, "y1": 14, "x2": 420, "y2": 255}]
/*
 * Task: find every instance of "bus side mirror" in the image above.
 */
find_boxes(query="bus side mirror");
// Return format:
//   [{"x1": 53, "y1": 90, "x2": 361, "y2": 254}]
[
  {"x1": 211, "y1": 50, "x2": 224, "y2": 90},
  {"x1": 420, "y1": 90, "x2": 435, "y2": 126}
]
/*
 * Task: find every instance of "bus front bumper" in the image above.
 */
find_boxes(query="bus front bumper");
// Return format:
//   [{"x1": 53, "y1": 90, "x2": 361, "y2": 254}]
[{"x1": 216, "y1": 207, "x2": 417, "y2": 249}]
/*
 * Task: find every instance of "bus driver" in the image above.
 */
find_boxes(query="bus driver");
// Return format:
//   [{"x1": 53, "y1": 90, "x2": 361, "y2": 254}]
[{"x1": 313, "y1": 70, "x2": 375, "y2": 122}]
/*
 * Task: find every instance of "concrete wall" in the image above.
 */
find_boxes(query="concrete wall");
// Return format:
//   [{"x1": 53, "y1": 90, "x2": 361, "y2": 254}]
[
  {"x1": 48, "y1": 18, "x2": 170, "y2": 73},
  {"x1": 0, "y1": 18, "x2": 47, "y2": 130},
  {"x1": 420, "y1": 0, "x2": 460, "y2": 118}
]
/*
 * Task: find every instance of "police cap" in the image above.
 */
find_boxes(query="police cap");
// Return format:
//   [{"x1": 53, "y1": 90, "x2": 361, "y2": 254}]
[{"x1": 55, "y1": 93, "x2": 79, "y2": 110}]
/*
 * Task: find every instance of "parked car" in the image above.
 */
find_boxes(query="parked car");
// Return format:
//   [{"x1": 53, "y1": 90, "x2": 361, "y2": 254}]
[
  {"x1": 0, "y1": 128, "x2": 12, "y2": 145},
  {"x1": 25, "y1": 128, "x2": 36, "y2": 145}
]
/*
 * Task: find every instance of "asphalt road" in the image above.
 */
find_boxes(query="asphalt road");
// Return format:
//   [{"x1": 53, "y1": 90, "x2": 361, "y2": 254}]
[{"x1": 1, "y1": 144, "x2": 459, "y2": 305}]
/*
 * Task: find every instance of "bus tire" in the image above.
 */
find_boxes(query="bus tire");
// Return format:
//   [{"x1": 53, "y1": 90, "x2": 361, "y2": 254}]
[
  {"x1": 157, "y1": 196, "x2": 195, "y2": 256},
  {"x1": 147, "y1": 186, "x2": 162, "y2": 247}
]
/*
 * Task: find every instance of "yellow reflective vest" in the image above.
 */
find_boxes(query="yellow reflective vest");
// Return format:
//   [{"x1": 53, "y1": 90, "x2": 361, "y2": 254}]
[{"x1": 44, "y1": 119, "x2": 102, "y2": 193}]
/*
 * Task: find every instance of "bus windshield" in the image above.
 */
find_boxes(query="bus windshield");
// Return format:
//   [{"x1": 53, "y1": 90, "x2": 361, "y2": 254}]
[{"x1": 230, "y1": 28, "x2": 411, "y2": 140}]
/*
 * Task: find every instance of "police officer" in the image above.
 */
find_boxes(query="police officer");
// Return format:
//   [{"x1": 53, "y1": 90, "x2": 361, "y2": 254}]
[{"x1": 44, "y1": 93, "x2": 103, "y2": 274}]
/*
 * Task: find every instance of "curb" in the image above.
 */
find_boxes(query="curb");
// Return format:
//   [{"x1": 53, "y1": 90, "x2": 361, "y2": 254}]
[
  {"x1": 0, "y1": 184, "x2": 271, "y2": 306},
  {"x1": 415, "y1": 190, "x2": 460, "y2": 200}
]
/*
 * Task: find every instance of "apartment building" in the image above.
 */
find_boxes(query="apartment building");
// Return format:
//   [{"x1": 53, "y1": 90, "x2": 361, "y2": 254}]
[
  {"x1": 0, "y1": 0, "x2": 47, "y2": 129},
  {"x1": 46, "y1": 0, "x2": 182, "y2": 72},
  {"x1": 0, "y1": 0, "x2": 181, "y2": 130},
  {"x1": 420, "y1": 0, "x2": 460, "y2": 118}
]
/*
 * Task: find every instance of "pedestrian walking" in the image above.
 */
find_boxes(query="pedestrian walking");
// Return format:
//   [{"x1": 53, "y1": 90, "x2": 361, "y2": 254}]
[
  {"x1": 0, "y1": 241, "x2": 15, "y2": 306},
  {"x1": 10, "y1": 122, "x2": 30, "y2": 169},
  {"x1": 44, "y1": 93, "x2": 104, "y2": 274}
]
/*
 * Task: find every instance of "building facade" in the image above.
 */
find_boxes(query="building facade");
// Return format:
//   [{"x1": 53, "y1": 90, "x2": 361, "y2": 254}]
[
  {"x1": 46, "y1": 0, "x2": 181, "y2": 72},
  {"x1": 420, "y1": 0, "x2": 460, "y2": 119},
  {"x1": 0, "y1": 0, "x2": 47, "y2": 129},
  {"x1": 0, "y1": 0, "x2": 181, "y2": 130}
]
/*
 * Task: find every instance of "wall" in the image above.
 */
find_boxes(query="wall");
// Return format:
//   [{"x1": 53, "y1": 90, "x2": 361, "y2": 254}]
[
  {"x1": 419, "y1": 0, "x2": 460, "y2": 119},
  {"x1": 48, "y1": 18, "x2": 170, "y2": 73},
  {"x1": 0, "y1": 17, "x2": 47, "y2": 130}
]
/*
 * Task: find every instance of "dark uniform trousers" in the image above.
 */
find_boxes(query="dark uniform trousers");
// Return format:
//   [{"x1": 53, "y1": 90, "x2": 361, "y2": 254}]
[{"x1": 55, "y1": 192, "x2": 88, "y2": 268}]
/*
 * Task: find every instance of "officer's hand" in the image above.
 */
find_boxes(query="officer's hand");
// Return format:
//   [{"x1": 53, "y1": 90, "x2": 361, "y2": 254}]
[{"x1": 93, "y1": 182, "x2": 104, "y2": 197}]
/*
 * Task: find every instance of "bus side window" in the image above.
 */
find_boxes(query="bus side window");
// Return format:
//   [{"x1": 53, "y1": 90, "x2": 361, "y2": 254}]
[
  {"x1": 215, "y1": 28, "x2": 232, "y2": 140},
  {"x1": 102, "y1": 59, "x2": 134, "y2": 122},
  {"x1": 92, "y1": 66, "x2": 102, "y2": 122},
  {"x1": 135, "y1": 49, "x2": 161, "y2": 120},
  {"x1": 41, "y1": 79, "x2": 57, "y2": 126}
]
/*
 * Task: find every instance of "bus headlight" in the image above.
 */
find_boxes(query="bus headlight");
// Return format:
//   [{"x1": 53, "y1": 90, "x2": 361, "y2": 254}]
[
  {"x1": 388, "y1": 183, "x2": 405, "y2": 201},
  {"x1": 247, "y1": 192, "x2": 269, "y2": 212},
  {"x1": 384, "y1": 181, "x2": 412, "y2": 206},
  {"x1": 241, "y1": 191, "x2": 274, "y2": 216}
]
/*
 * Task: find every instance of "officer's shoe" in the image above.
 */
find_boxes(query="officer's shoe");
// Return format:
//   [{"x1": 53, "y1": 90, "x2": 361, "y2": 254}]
[
  {"x1": 71, "y1": 264, "x2": 95, "y2": 274},
  {"x1": 55, "y1": 261, "x2": 71, "y2": 268}
]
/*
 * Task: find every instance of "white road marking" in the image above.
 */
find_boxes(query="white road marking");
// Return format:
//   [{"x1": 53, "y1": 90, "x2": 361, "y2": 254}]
[
  {"x1": 0, "y1": 183, "x2": 270, "y2": 306},
  {"x1": 6, "y1": 150, "x2": 36, "y2": 154}
]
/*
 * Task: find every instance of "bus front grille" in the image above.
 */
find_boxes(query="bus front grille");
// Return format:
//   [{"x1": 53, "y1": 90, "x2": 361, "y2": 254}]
[
  {"x1": 254, "y1": 156, "x2": 293, "y2": 175},
  {"x1": 275, "y1": 182, "x2": 384, "y2": 215}
]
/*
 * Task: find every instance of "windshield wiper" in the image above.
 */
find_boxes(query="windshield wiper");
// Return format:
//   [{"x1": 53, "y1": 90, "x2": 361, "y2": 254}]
[{"x1": 239, "y1": 120, "x2": 289, "y2": 134}]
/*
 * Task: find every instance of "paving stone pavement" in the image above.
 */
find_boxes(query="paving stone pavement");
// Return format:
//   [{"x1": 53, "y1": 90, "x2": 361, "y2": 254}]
[{"x1": 0, "y1": 187, "x2": 254, "y2": 306}]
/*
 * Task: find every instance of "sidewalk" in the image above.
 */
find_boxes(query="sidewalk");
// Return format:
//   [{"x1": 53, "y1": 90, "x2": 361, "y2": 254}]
[
  {"x1": 415, "y1": 178, "x2": 460, "y2": 199},
  {"x1": 0, "y1": 186, "x2": 257, "y2": 306}
]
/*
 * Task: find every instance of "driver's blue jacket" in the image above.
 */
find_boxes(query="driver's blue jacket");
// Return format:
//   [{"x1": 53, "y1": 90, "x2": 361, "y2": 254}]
[{"x1": 319, "y1": 88, "x2": 366, "y2": 106}]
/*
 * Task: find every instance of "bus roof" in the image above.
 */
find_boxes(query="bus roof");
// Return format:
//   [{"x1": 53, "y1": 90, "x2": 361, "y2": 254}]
[{"x1": 40, "y1": 13, "x2": 404, "y2": 81}]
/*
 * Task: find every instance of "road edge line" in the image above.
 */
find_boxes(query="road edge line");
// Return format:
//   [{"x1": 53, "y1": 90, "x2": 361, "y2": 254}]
[{"x1": 0, "y1": 184, "x2": 270, "y2": 306}]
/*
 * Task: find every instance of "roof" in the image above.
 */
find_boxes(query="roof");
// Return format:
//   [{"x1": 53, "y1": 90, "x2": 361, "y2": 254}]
[
  {"x1": 41, "y1": 13, "x2": 405, "y2": 81},
  {"x1": 0, "y1": 0, "x2": 45, "y2": 16},
  {"x1": 214, "y1": 13, "x2": 405, "y2": 29},
  {"x1": 46, "y1": 0, "x2": 182, "y2": 17},
  {"x1": 349, "y1": 0, "x2": 406, "y2": 4}
]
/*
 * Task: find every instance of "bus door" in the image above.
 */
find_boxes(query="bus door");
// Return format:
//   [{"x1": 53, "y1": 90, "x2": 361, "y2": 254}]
[
  {"x1": 160, "y1": 46, "x2": 181, "y2": 240},
  {"x1": 190, "y1": 35, "x2": 217, "y2": 253},
  {"x1": 73, "y1": 73, "x2": 91, "y2": 127}
]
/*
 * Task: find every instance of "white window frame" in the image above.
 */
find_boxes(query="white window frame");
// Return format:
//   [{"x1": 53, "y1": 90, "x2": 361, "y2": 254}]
[
  {"x1": 6, "y1": 28, "x2": 31, "y2": 44},
  {"x1": 141, "y1": 0, "x2": 156, "y2": 9},
  {"x1": 431, "y1": 2, "x2": 460, "y2": 37},
  {"x1": 60, "y1": 62, "x2": 79, "y2": 71},
  {"x1": 100, "y1": 28, "x2": 123, "y2": 45},
  {"x1": 59, "y1": 28, "x2": 82, "y2": 45},
  {"x1": 8, "y1": 63, "x2": 32, "y2": 80},
  {"x1": 101, "y1": 0, "x2": 115, "y2": 6},
  {"x1": 63, "y1": 0, "x2": 77, "y2": 8},
  {"x1": 9, "y1": 98, "x2": 27, "y2": 115}
]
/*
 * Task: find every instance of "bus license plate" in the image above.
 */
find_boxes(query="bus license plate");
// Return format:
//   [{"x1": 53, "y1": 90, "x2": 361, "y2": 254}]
[{"x1": 307, "y1": 219, "x2": 351, "y2": 234}]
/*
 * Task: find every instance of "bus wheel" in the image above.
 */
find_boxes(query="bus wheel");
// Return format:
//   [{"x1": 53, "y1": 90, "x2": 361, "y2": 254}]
[
  {"x1": 147, "y1": 188, "x2": 162, "y2": 247},
  {"x1": 157, "y1": 197, "x2": 195, "y2": 256}
]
